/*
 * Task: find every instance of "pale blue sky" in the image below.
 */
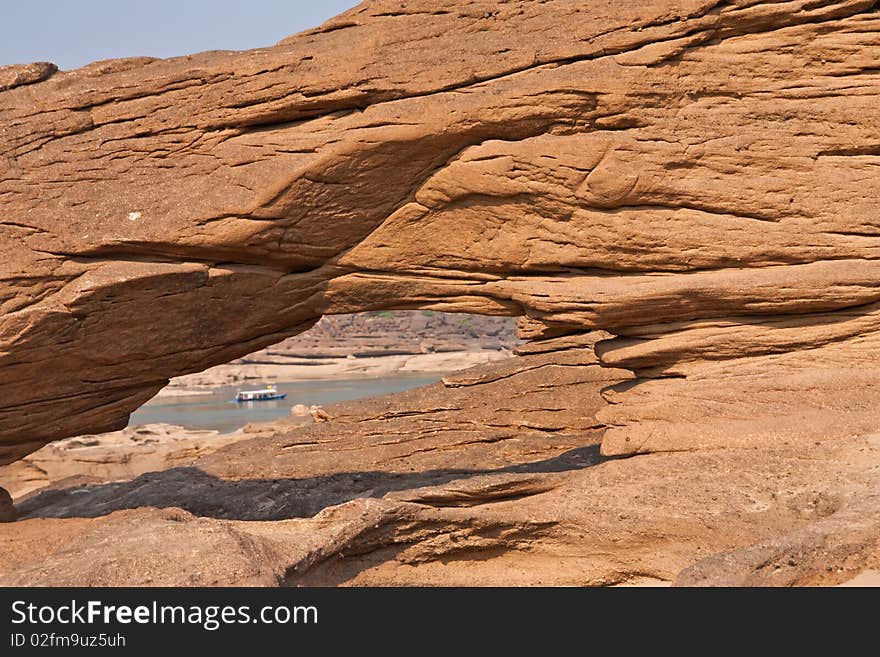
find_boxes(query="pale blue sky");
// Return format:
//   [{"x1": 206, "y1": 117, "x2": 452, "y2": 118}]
[{"x1": 1, "y1": 1, "x2": 360, "y2": 70}]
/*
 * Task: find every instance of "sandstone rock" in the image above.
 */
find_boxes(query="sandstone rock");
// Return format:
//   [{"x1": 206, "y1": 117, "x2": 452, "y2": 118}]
[
  {"x1": 310, "y1": 407, "x2": 331, "y2": 423},
  {"x1": 838, "y1": 571, "x2": 880, "y2": 587},
  {"x1": 0, "y1": 487, "x2": 16, "y2": 523},
  {"x1": 2, "y1": 351, "x2": 878, "y2": 585},
  {"x1": 0, "y1": 62, "x2": 56, "y2": 92},
  {"x1": 252, "y1": 312, "x2": 517, "y2": 360},
  {"x1": 674, "y1": 493, "x2": 880, "y2": 587},
  {"x1": 6, "y1": 344, "x2": 626, "y2": 521},
  {"x1": 0, "y1": 508, "x2": 304, "y2": 586},
  {"x1": 0, "y1": 424, "x2": 246, "y2": 499},
  {"x1": 1, "y1": 0, "x2": 880, "y2": 587},
  {"x1": 1, "y1": 0, "x2": 879, "y2": 463}
]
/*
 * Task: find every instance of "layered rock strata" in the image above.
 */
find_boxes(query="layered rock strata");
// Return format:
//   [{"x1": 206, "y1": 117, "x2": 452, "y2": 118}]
[
  {"x1": 1, "y1": 343, "x2": 877, "y2": 585},
  {"x1": 2, "y1": 0, "x2": 879, "y2": 464},
  {"x1": 1, "y1": 0, "x2": 879, "y2": 585}
]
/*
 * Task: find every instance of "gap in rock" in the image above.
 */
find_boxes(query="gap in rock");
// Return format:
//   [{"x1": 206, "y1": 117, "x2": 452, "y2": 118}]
[
  {"x1": 127, "y1": 311, "x2": 520, "y2": 434},
  {"x1": 2, "y1": 311, "x2": 522, "y2": 503}
]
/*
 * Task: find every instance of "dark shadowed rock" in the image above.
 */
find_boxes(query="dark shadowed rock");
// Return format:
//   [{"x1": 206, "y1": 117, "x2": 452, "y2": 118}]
[{"x1": 0, "y1": 487, "x2": 16, "y2": 523}]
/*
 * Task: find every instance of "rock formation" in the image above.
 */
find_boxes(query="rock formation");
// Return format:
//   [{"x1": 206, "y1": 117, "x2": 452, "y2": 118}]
[
  {"x1": 0, "y1": 486, "x2": 15, "y2": 523},
  {"x1": 0, "y1": 424, "x2": 251, "y2": 499},
  {"x1": 253, "y1": 312, "x2": 518, "y2": 359},
  {"x1": 1, "y1": 0, "x2": 879, "y2": 585},
  {"x1": 2, "y1": 0, "x2": 879, "y2": 464},
  {"x1": 2, "y1": 342, "x2": 878, "y2": 585}
]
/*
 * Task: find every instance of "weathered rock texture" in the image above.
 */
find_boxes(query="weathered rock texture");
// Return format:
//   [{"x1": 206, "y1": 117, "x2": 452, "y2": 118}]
[
  {"x1": 0, "y1": 423, "x2": 251, "y2": 499},
  {"x1": 0, "y1": 487, "x2": 15, "y2": 523},
  {"x1": 251, "y1": 311, "x2": 517, "y2": 359},
  {"x1": 2, "y1": 347, "x2": 878, "y2": 585},
  {"x1": 3, "y1": 0, "x2": 880, "y2": 464},
  {"x1": 1, "y1": 0, "x2": 879, "y2": 585}
]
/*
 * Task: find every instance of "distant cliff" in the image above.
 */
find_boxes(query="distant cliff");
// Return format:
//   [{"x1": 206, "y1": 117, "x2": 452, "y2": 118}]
[{"x1": 239, "y1": 312, "x2": 518, "y2": 361}]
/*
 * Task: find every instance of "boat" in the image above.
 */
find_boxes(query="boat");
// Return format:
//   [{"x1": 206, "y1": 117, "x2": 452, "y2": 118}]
[{"x1": 234, "y1": 384, "x2": 287, "y2": 403}]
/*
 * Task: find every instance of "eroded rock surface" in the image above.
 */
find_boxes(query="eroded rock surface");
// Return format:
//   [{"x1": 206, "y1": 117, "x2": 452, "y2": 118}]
[
  {"x1": 0, "y1": 487, "x2": 15, "y2": 523},
  {"x1": 2, "y1": 0, "x2": 879, "y2": 463},
  {"x1": 10, "y1": 340, "x2": 625, "y2": 521},
  {"x1": 253, "y1": 312, "x2": 518, "y2": 360},
  {"x1": 1, "y1": 0, "x2": 879, "y2": 586},
  {"x1": 2, "y1": 348, "x2": 878, "y2": 586},
  {"x1": 0, "y1": 424, "x2": 252, "y2": 499}
]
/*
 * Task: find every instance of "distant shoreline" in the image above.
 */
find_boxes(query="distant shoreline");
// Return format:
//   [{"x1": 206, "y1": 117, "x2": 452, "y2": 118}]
[{"x1": 155, "y1": 349, "x2": 512, "y2": 397}]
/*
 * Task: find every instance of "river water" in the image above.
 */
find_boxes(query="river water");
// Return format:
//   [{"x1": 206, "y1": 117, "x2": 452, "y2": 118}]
[{"x1": 127, "y1": 374, "x2": 440, "y2": 434}]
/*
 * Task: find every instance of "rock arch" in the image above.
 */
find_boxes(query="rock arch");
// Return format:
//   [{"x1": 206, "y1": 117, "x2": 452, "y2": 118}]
[{"x1": 1, "y1": 0, "x2": 879, "y2": 466}]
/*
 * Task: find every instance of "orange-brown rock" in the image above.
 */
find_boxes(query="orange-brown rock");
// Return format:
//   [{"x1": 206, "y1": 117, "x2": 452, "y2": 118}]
[
  {"x1": 0, "y1": 424, "x2": 252, "y2": 500},
  {"x1": 2, "y1": 349, "x2": 878, "y2": 586},
  {"x1": 2, "y1": 0, "x2": 880, "y2": 464},
  {"x1": 252, "y1": 312, "x2": 517, "y2": 360},
  {"x1": 1, "y1": 0, "x2": 880, "y2": 586}
]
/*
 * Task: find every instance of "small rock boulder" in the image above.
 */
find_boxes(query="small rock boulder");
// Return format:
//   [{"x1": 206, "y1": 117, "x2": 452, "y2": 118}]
[{"x1": 310, "y1": 407, "x2": 330, "y2": 423}]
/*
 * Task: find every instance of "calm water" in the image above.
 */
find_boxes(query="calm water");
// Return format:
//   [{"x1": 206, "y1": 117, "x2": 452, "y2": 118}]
[{"x1": 128, "y1": 375, "x2": 439, "y2": 433}]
